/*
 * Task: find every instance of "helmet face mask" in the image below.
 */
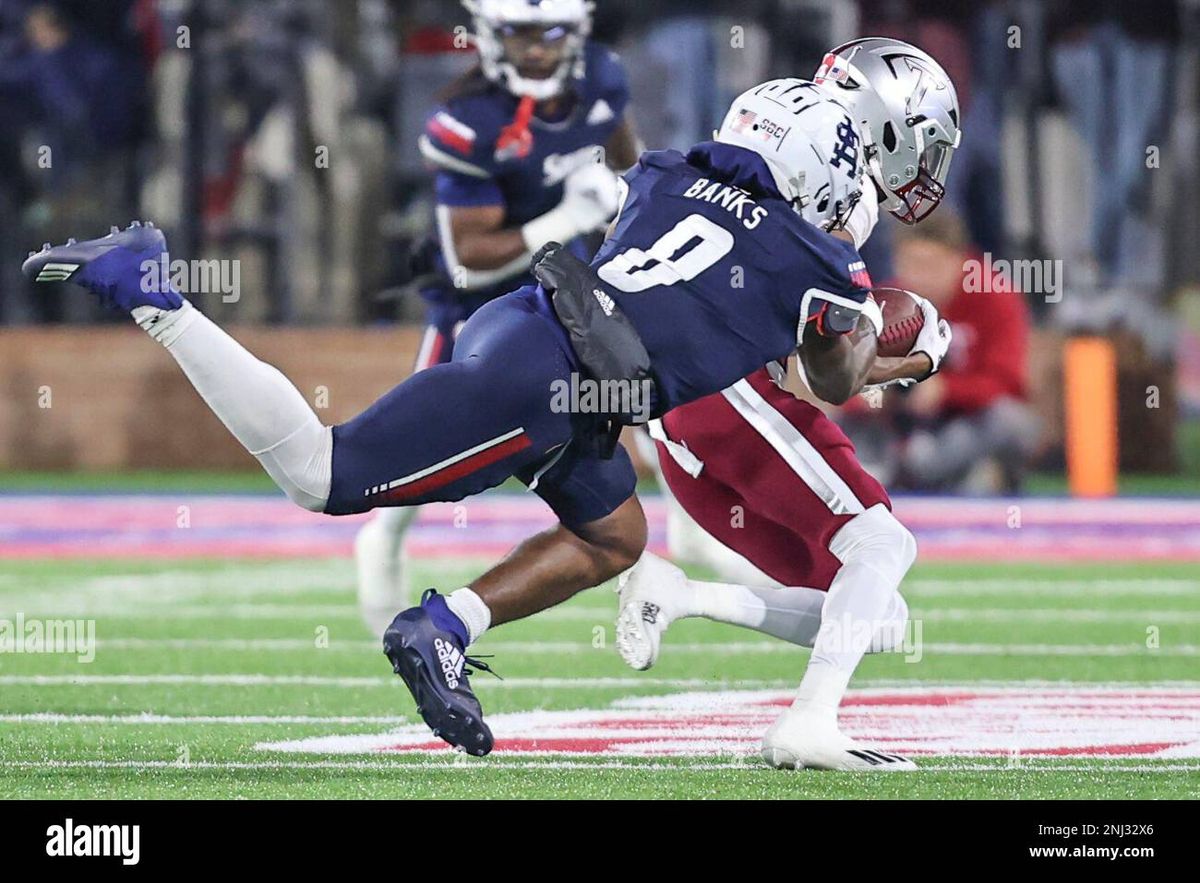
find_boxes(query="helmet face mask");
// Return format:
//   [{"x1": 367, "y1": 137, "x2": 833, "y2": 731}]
[
  {"x1": 464, "y1": 0, "x2": 594, "y2": 101},
  {"x1": 815, "y1": 38, "x2": 962, "y2": 224},
  {"x1": 889, "y1": 123, "x2": 955, "y2": 223}
]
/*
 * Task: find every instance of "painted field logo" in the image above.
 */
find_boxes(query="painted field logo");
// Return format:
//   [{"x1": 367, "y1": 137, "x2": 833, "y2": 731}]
[{"x1": 256, "y1": 686, "x2": 1200, "y2": 759}]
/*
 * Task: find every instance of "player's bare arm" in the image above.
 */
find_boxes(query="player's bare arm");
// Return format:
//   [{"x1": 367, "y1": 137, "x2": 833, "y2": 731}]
[
  {"x1": 604, "y1": 114, "x2": 642, "y2": 169},
  {"x1": 866, "y1": 350, "x2": 934, "y2": 387},
  {"x1": 799, "y1": 313, "x2": 878, "y2": 405},
  {"x1": 446, "y1": 203, "x2": 528, "y2": 270}
]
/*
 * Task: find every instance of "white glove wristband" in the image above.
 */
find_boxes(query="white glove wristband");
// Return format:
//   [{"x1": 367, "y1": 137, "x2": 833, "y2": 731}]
[
  {"x1": 841, "y1": 182, "x2": 879, "y2": 250},
  {"x1": 860, "y1": 296, "x2": 884, "y2": 337},
  {"x1": 907, "y1": 292, "x2": 953, "y2": 374},
  {"x1": 521, "y1": 203, "x2": 583, "y2": 253}
]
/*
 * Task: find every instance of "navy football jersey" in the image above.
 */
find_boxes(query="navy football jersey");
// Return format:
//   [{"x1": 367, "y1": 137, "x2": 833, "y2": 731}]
[
  {"x1": 419, "y1": 41, "x2": 629, "y2": 312},
  {"x1": 590, "y1": 141, "x2": 872, "y2": 411}
]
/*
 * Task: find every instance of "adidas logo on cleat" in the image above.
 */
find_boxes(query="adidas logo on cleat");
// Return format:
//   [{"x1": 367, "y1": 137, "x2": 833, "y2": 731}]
[
  {"x1": 847, "y1": 749, "x2": 910, "y2": 766},
  {"x1": 434, "y1": 637, "x2": 465, "y2": 690},
  {"x1": 35, "y1": 262, "x2": 79, "y2": 282}
]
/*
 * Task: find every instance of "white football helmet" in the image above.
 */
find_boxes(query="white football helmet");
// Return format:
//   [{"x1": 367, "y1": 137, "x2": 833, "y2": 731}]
[
  {"x1": 815, "y1": 38, "x2": 961, "y2": 224},
  {"x1": 463, "y1": 0, "x2": 593, "y2": 101},
  {"x1": 715, "y1": 78, "x2": 865, "y2": 230}
]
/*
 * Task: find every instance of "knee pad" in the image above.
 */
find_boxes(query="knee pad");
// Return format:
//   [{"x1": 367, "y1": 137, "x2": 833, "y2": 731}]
[
  {"x1": 829, "y1": 503, "x2": 917, "y2": 576},
  {"x1": 256, "y1": 421, "x2": 333, "y2": 513},
  {"x1": 830, "y1": 505, "x2": 915, "y2": 654}
]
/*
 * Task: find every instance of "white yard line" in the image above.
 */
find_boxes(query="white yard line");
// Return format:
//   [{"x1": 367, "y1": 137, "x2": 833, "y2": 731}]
[
  {"x1": 0, "y1": 563, "x2": 355, "y2": 611},
  {"x1": 2, "y1": 574, "x2": 1195, "y2": 612},
  {"x1": 914, "y1": 608, "x2": 1200, "y2": 624},
  {"x1": 77, "y1": 604, "x2": 363, "y2": 620},
  {"x1": 0, "y1": 758, "x2": 1195, "y2": 773},
  {"x1": 904, "y1": 579, "x2": 1200, "y2": 597},
  {"x1": 66, "y1": 637, "x2": 1200, "y2": 657},
  {"x1": 0, "y1": 674, "x2": 792, "y2": 689},
  {"x1": 4, "y1": 674, "x2": 1200, "y2": 690},
  {"x1": 0, "y1": 712, "x2": 410, "y2": 725},
  {"x1": 15, "y1": 605, "x2": 1197, "y2": 625}
]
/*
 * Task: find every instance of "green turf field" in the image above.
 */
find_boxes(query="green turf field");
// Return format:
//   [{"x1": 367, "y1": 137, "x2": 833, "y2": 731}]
[{"x1": 1, "y1": 556, "x2": 1198, "y2": 799}]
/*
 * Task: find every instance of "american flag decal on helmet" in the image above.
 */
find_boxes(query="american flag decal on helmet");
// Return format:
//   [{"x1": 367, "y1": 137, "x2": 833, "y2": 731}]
[
  {"x1": 848, "y1": 260, "x2": 872, "y2": 288},
  {"x1": 732, "y1": 108, "x2": 757, "y2": 134},
  {"x1": 815, "y1": 53, "x2": 851, "y2": 85}
]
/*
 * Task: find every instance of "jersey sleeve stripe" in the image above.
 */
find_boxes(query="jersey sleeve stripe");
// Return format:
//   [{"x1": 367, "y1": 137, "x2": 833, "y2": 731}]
[
  {"x1": 418, "y1": 135, "x2": 491, "y2": 179},
  {"x1": 427, "y1": 111, "x2": 477, "y2": 153}
]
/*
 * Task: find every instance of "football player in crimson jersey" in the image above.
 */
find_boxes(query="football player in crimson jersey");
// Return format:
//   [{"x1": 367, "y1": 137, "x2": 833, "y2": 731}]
[
  {"x1": 355, "y1": 0, "x2": 642, "y2": 634},
  {"x1": 26, "y1": 79, "x2": 925, "y2": 757},
  {"x1": 615, "y1": 38, "x2": 961, "y2": 772}
]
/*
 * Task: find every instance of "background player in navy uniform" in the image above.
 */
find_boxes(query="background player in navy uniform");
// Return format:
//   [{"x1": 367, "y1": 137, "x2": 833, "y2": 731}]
[
  {"x1": 356, "y1": 0, "x2": 641, "y2": 634},
  {"x1": 25, "y1": 80, "x2": 941, "y2": 757}
]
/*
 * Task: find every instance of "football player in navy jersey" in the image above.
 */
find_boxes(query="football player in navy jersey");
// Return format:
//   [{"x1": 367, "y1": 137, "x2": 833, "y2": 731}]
[
  {"x1": 355, "y1": 0, "x2": 641, "y2": 633},
  {"x1": 616, "y1": 39, "x2": 961, "y2": 772},
  {"x1": 25, "y1": 79, "x2": 943, "y2": 757}
]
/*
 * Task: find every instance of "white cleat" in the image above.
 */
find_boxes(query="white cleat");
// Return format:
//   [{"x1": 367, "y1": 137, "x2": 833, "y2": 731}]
[
  {"x1": 354, "y1": 516, "x2": 411, "y2": 637},
  {"x1": 614, "y1": 551, "x2": 690, "y2": 671},
  {"x1": 760, "y1": 703, "x2": 917, "y2": 772}
]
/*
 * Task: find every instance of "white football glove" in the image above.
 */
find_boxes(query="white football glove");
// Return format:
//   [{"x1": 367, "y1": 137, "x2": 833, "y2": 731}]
[
  {"x1": 563, "y1": 161, "x2": 621, "y2": 226},
  {"x1": 521, "y1": 161, "x2": 621, "y2": 251},
  {"x1": 908, "y1": 291, "x2": 953, "y2": 377},
  {"x1": 839, "y1": 180, "x2": 879, "y2": 249}
]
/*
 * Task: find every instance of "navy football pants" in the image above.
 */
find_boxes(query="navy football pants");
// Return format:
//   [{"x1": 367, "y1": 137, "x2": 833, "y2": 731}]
[{"x1": 325, "y1": 287, "x2": 637, "y2": 531}]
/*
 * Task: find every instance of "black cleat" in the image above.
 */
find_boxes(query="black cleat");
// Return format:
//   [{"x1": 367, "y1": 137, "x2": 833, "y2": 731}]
[{"x1": 382, "y1": 589, "x2": 498, "y2": 756}]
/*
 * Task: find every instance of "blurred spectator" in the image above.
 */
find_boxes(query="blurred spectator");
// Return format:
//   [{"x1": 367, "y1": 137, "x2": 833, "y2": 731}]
[
  {"x1": 893, "y1": 211, "x2": 1039, "y2": 492},
  {"x1": 1049, "y1": 0, "x2": 1178, "y2": 290},
  {"x1": 0, "y1": 2, "x2": 145, "y2": 177},
  {"x1": 842, "y1": 210, "x2": 1039, "y2": 493},
  {"x1": 0, "y1": 0, "x2": 148, "y2": 323}
]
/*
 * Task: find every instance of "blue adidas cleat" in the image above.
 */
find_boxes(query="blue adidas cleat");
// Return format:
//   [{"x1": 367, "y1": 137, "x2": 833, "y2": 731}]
[
  {"x1": 21, "y1": 221, "x2": 182, "y2": 311},
  {"x1": 383, "y1": 589, "x2": 497, "y2": 756}
]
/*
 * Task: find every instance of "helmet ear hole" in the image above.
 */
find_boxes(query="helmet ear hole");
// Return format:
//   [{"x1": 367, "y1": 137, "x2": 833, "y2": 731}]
[{"x1": 881, "y1": 121, "x2": 898, "y2": 153}]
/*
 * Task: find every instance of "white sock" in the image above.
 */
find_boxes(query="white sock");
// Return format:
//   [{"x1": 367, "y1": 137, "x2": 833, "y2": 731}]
[
  {"x1": 792, "y1": 505, "x2": 916, "y2": 714},
  {"x1": 445, "y1": 587, "x2": 491, "y2": 645},
  {"x1": 791, "y1": 560, "x2": 895, "y2": 718},
  {"x1": 686, "y1": 579, "x2": 826, "y2": 647},
  {"x1": 133, "y1": 301, "x2": 332, "y2": 511},
  {"x1": 793, "y1": 663, "x2": 853, "y2": 718}
]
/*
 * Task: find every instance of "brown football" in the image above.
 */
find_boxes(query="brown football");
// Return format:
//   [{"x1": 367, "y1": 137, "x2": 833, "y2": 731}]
[{"x1": 873, "y1": 288, "x2": 926, "y2": 357}]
